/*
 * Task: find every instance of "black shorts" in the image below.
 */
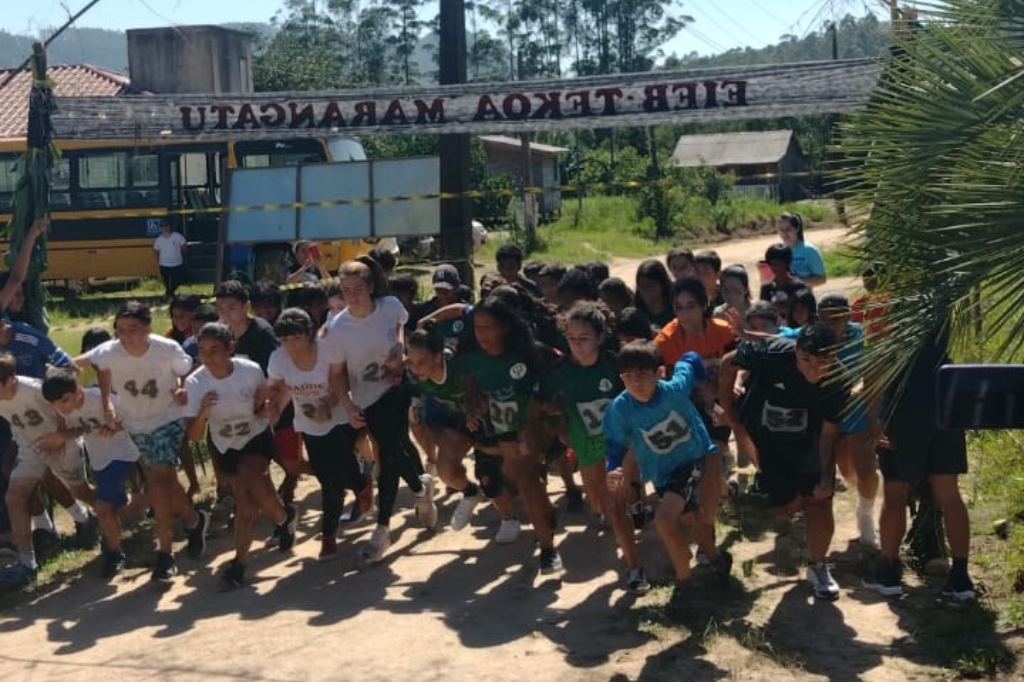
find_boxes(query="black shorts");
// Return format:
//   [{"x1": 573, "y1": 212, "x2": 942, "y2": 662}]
[
  {"x1": 700, "y1": 405, "x2": 731, "y2": 444},
  {"x1": 208, "y1": 428, "x2": 276, "y2": 475},
  {"x1": 879, "y1": 427, "x2": 967, "y2": 483},
  {"x1": 757, "y1": 448, "x2": 821, "y2": 508},
  {"x1": 655, "y1": 459, "x2": 704, "y2": 513}
]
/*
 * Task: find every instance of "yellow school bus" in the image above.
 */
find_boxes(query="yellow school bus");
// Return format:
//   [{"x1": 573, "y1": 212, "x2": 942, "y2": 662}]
[{"x1": 0, "y1": 136, "x2": 380, "y2": 284}]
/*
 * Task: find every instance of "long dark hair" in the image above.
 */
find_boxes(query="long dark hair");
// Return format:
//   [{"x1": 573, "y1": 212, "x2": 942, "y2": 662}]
[
  {"x1": 634, "y1": 259, "x2": 673, "y2": 318},
  {"x1": 461, "y1": 293, "x2": 545, "y2": 373}
]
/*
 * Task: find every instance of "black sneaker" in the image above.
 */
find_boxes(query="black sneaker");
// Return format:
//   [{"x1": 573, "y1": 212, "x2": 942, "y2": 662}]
[
  {"x1": 101, "y1": 550, "x2": 126, "y2": 579},
  {"x1": 74, "y1": 514, "x2": 100, "y2": 549},
  {"x1": 712, "y1": 550, "x2": 734, "y2": 584},
  {"x1": 221, "y1": 559, "x2": 246, "y2": 589},
  {"x1": 863, "y1": 558, "x2": 903, "y2": 597},
  {"x1": 277, "y1": 504, "x2": 297, "y2": 552},
  {"x1": 565, "y1": 488, "x2": 584, "y2": 512},
  {"x1": 942, "y1": 571, "x2": 976, "y2": 602},
  {"x1": 626, "y1": 567, "x2": 651, "y2": 594},
  {"x1": 151, "y1": 552, "x2": 178, "y2": 582},
  {"x1": 667, "y1": 580, "x2": 693, "y2": 616},
  {"x1": 539, "y1": 547, "x2": 563, "y2": 575},
  {"x1": 185, "y1": 509, "x2": 210, "y2": 559}
]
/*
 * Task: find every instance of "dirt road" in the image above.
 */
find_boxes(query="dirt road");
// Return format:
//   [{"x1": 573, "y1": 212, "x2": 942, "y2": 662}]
[
  {"x1": 0, "y1": 227, "x2": 1013, "y2": 682},
  {"x1": 607, "y1": 226, "x2": 858, "y2": 295}
]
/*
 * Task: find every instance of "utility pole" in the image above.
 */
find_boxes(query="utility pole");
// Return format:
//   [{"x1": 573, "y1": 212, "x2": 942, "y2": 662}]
[{"x1": 438, "y1": 0, "x2": 473, "y2": 286}]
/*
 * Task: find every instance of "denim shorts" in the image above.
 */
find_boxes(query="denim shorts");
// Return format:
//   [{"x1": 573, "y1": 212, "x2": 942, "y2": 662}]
[{"x1": 130, "y1": 419, "x2": 186, "y2": 468}]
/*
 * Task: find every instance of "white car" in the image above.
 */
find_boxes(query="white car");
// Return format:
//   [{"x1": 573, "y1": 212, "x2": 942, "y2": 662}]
[{"x1": 472, "y1": 220, "x2": 488, "y2": 250}]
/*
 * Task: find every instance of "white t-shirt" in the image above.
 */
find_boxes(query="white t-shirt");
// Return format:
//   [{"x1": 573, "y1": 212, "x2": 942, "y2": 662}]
[
  {"x1": 64, "y1": 388, "x2": 139, "y2": 470},
  {"x1": 324, "y1": 296, "x2": 407, "y2": 408},
  {"x1": 0, "y1": 377, "x2": 72, "y2": 458},
  {"x1": 184, "y1": 358, "x2": 270, "y2": 452},
  {"x1": 267, "y1": 340, "x2": 346, "y2": 436},
  {"x1": 153, "y1": 231, "x2": 186, "y2": 267},
  {"x1": 86, "y1": 335, "x2": 193, "y2": 433}
]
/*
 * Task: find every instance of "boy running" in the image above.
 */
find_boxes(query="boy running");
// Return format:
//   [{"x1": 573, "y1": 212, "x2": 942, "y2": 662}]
[
  {"x1": 603, "y1": 342, "x2": 732, "y2": 611},
  {"x1": 0, "y1": 355, "x2": 93, "y2": 588},
  {"x1": 718, "y1": 322, "x2": 846, "y2": 601},
  {"x1": 85, "y1": 300, "x2": 209, "y2": 582},
  {"x1": 42, "y1": 370, "x2": 144, "y2": 579}
]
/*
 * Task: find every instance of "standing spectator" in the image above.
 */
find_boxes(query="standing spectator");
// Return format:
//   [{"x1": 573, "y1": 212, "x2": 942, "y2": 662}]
[
  {"x1": 153, "y1": 218, "x2": 187, "y2": 300},
  {"x1": 777, "y1": 213, "x2": 826, "y2": 287},
  {"x1": 286, "y1": 241, "x2": 327, "y2": 285}
]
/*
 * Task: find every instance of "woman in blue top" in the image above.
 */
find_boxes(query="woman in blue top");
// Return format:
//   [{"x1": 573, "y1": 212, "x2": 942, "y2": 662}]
[{"x1": 777, "y1": 213, "x2": 826, "y2": 288}]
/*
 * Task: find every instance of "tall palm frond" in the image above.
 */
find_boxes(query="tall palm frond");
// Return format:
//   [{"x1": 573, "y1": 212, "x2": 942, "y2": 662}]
[{"x1": 837, "y1": 0, "x2": 1024, "y2": 402}]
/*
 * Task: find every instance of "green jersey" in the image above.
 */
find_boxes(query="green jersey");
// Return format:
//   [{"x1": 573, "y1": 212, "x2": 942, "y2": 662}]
[
  {"x1": 545, "y1": 352, "x2": 623, "y2": 467},
  {"x1": 414, "y1": 351, "x2": 466, "y2": 414},
  {"x1": 457, "y1": 348, "x2": 540, "y2": 435}
]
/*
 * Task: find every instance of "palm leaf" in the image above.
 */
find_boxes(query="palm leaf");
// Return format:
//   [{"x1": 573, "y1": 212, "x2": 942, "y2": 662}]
[{"x1": 835, "y1": 0, "x2": 1024, "y2": 407}]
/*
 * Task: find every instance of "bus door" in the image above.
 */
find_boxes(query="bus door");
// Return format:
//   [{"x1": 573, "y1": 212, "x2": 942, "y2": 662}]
[{"x1": 166, "y1": 145, "x2": 225, "y2": 282}]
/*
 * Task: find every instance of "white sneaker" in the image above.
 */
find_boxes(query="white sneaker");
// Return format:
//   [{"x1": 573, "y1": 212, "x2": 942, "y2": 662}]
[
  {"x1": 359, "y1": 525, "x2": 391, "y2": 563},
  {"x1": 450, "y1": 492, "x2": 481, "y2": 531},
  {"x1": 857, "y1": 504, "x2": 878, "y2": 547},
  {"x1": 806, "y1": 562, "x2": 840, "y2": 601},
  {"x1": 494, "y1": 518, "x2": 521, "y2": 544},
  {"x1": 415, "y1": 474, "x2": 438, "y2": 529}
]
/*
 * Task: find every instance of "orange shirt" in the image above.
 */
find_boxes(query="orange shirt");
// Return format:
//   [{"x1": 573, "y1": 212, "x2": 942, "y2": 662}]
[
  {"x1": 851, "y1": 292, "x2": 888, "y2": 341},
  {"x1": 654, "y1": 317, "x2": 737, "y2": 365}
]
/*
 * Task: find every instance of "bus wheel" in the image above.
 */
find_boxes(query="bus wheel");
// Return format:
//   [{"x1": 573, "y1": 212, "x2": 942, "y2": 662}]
[{"x1": 254, "y1": 245, "x2": 292, "y2": 284}]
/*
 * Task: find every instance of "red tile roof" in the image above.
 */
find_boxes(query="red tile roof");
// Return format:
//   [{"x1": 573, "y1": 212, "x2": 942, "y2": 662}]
[{"x1": 0, "y1": 64, "x2": 135, "y2": 140}]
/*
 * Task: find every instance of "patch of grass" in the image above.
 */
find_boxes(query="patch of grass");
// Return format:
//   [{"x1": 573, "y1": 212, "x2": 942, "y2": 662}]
[
  {"x1": 821, "y1": 247, "x2": 863, "y2": 278},
  {"x1": 476, "y1": 194, "x2": 836, "y2": 265}
]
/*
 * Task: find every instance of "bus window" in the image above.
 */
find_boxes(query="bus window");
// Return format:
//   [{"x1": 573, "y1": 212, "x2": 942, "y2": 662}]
[
  {"x1": 78, "y1": 151, "x2": 161, "y2": 208},
  {"x1": 0, "y1": 156, "x2": 18, "y2": 209},
  {"x1": 0, "y1": 154, "x2": 71, "y2": 210},
  {"x1": 234, "y1": 139, "x2": 326, "y2": 168}
]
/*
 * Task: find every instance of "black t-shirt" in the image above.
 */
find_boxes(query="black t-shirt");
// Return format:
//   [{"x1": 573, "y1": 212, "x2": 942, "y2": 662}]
[
  {"x1": 759, "y1": 277, "x2": 805, "y2": 304},
  {"x1": 884, "y1": 330, "x2": 951, "y2": 435},
  {"x1": 234, "y1": 316, "x2": 279, "y2": 372},
  {"x1": 733, "y1": 337, "x2": 846, "y2": 459}
]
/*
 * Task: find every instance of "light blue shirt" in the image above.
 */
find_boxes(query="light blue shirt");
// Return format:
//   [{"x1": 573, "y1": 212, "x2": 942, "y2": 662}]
[
  {"x1": 602, "y1": 355, "x2": 717, "y2": 487},
  {"x1": 790, "y1": 241, "x2": 825, "y2": 281}
]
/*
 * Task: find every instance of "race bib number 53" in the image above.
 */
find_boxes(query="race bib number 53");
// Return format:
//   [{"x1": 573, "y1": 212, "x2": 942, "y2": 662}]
[{"x1": 640, "y1": 411, "x2": 692, "y2": 454}]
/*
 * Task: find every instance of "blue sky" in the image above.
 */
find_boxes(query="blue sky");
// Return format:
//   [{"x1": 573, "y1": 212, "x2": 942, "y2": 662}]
[{"x1": 3, "y1": 0, "x2": 887, "y2": 58}]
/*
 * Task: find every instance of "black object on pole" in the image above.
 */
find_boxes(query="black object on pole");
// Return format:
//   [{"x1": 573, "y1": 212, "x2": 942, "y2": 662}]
[{"x1": 438, "y1": 0, "x2": 474, "y2": 288}]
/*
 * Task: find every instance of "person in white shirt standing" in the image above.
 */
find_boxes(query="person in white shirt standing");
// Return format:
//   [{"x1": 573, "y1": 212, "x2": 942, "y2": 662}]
[
  {"x1": 84, "y1": 301, "x2": 209, "y2": 582},
  {"x1": 153, "y1": 218, "x2": 187, "y2": 300}
]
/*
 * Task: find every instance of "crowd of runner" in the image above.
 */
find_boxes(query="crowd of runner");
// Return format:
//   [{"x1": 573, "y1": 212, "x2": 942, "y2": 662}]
[{"x1": 0, "y1": 212, "x2": 977, "y2": 612}]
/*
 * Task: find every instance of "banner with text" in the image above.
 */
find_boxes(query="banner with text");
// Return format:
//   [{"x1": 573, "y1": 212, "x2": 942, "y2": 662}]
[{"x1": 51, "y1": 59, "x2": 881, "y2": 141}]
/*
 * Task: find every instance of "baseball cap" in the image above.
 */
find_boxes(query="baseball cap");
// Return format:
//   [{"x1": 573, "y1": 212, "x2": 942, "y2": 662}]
[
  {"x1": 432, "y1": 264, "x2": 461, "y2": 290},
  {"x1": 817, "y1": 292, "x2": 851, "y2": 312}
]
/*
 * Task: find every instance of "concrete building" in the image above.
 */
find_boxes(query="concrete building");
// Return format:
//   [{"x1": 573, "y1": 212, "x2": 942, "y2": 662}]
[{"x1": 127, "y1": 25, "x2": 254, "y2": 95}]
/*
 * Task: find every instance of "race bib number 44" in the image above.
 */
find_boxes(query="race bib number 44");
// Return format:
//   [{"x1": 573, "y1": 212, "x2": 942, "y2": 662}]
[{"x1": 640, "y1": 411, "x2": 692, "y2": 454}]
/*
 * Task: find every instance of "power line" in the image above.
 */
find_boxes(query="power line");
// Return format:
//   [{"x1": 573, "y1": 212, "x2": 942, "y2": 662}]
[
  {"x1": 690, "y1": 0, "x2": 763, "y2": 48},
  {"x1": 681, "y1": 25, "x2": 728, "y2": 54},
  {"x1": 750, "y1": 0, "x2": 790, "y2": 30}
]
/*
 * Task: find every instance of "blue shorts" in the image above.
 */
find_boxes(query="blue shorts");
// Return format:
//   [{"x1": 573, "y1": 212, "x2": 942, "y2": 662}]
[
  {"x1": 130, "y1": 419, "x2": 186, "y2": 468},
  {"x1": 423, "y1": 397, "x2": 464, "y2": 433},
  {"x1": 95, "y1": 459, "x2": 136, "y2": 507}
]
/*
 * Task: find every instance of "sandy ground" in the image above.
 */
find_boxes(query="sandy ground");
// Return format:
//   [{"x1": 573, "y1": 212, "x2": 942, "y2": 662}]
[{"x1": 0, "y1": 227, "x2": 1013, "y2": 682}]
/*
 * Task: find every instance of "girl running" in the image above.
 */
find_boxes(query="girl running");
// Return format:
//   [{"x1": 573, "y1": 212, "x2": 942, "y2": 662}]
[
  {"x1": 406, "y1": 321, "x2": 494, "y2": 532},
  {"x1": 455, "y1": 295, "x2": 562, "y2": 574},
  {"x1": 265, "y1": 308, "x2": 367, "y2": 561},
  {"x1": 325, "y1": 258, "x2": 436, "y2": 566},
  {"x1": 185, "y1": 323, "x2": 297, "y2": 587},
  {"x1": 543, "y1": 302, "x2": 648, "y2": 592}
]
